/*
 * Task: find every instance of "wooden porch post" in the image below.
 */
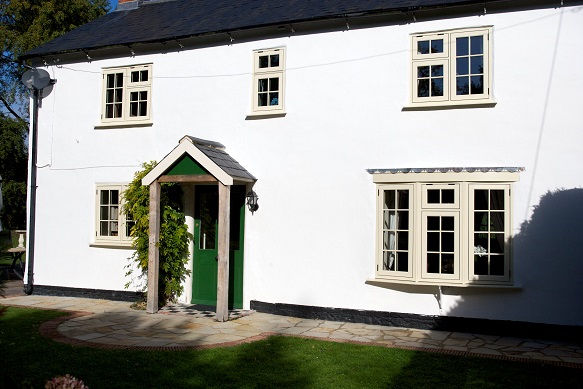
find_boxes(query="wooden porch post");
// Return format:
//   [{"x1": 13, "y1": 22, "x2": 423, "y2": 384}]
[
  {"x1": 216, "y1": 182, "x2": 230, "y2": 321},
  {"x1": 146, "y1": 181, "x2": 161, "y2": 314}
]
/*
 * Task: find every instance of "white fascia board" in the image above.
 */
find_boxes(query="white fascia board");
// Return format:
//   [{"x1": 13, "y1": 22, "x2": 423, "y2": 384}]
[{"x1": 141, "y1": 141, "x2": 233, "y2": 186}]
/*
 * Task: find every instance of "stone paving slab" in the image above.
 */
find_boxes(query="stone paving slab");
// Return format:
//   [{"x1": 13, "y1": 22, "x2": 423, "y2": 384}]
[{"x1": 1, "y1": 293, "x2": 582, "y2": 368}]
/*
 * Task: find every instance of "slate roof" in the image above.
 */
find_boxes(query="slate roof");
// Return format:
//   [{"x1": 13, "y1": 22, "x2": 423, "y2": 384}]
[
  {"x1": 185, "y1": 136, "x2": 256, "y2": 182},
  {"x1": 22, "y1": 0, "x2": 490, "y2": 60}
]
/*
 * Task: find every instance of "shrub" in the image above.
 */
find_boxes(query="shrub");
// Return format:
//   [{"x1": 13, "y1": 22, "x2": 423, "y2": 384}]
[
  {"x1": 45, "y1": 374, "x2": 88, "y2": 389},
  {"x1": 123, "y1": 162, "x2": 192, "y2": 306}
]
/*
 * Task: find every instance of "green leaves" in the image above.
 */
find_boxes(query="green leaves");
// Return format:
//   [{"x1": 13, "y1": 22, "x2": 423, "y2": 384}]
[{"x1": 123, "y1": 161, "x2": 193, "y2": 306}]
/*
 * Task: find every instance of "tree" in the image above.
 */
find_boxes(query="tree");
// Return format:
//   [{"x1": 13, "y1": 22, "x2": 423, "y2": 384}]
[
  {"x1": 0, "y1": 114, "x2": 27, "y2": 230},
  {"x1": 0, "y1": 0, "x2": 109, "y2": 121},
  {"x1": 0, "y1": 0, "x2": 109, "y2": 230}
]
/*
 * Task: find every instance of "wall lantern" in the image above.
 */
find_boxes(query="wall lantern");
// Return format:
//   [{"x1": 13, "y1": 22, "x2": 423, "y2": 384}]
[{"x1": 246, "y1": 190, "x2": 259, "y2": 214}]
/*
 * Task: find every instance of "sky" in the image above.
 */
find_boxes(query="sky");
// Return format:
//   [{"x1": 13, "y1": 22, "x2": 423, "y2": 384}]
[{"x1": 108, "y1": 0, "x2": 118, "y2": 11}]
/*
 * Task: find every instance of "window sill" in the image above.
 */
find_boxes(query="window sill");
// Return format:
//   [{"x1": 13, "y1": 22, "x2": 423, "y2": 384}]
[
  {"x1": 94, "y1": 121, "x2": 153, "y2": 130},
  {"x1": 90, "y1": 242, "x2": 135, "y2": 249},
  {"x1": 366, "y1": 278, "x2": 520, "y2": 289},
  {"x1": 402, "y1": 99, "x2": 497, "y2": 111},
  {"x1": 245, "y1": 112, "x2": 286, "y2": 120}
]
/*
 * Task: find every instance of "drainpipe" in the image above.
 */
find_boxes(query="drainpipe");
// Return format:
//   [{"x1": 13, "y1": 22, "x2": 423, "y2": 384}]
[{"x1": 24, "y1": 88, "x2": 39, "y2": 295}]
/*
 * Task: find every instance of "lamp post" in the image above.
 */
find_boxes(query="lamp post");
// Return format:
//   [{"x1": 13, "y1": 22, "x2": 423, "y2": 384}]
[{"x1": 20, "y1": 68, "x2": 56, "y2": 295}]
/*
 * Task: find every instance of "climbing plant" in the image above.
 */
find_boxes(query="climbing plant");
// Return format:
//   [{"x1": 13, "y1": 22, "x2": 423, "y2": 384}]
[{"x1": 123, "y1": 161, "x2": 192, "y2": 306}]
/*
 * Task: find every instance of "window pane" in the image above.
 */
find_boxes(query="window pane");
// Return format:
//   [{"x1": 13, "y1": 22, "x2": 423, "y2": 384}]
[
  {"x1": 130, "y1": 102, "x2": 138, "y2": 117},
  {"x1": 269, "y1": 78, "x2": 279, "y2": 91},
  {"x1": 106, "y1": 105, "x2": 113, "y2": 118},
  {"x1": 456, "y1": 76, "x2": 469, "y2": 95},
  {"x1": 114, "y1": 103, "x2": 122, "y2": 118},
  {"x1": 490, "y1": 255, "x2": 504, "y2": 276},
  {"x1": 384, "y1": 231, "x2": 396, "y2": 250},
  {"x1": 258, "y1": 93, "x2": 267, "y2": 106},
  {"x1": 470, "y1": 36, "x2": 483, "y2": 55},
  {"x1": 490, "y1": 234, "x2": 504, "y2": 253},
  {"x1": 130, "y1": 91, "x2": 138, "y2": 101},
  {"x1": 139, "y1": 91, "x2": 148, "y2": 100},
  {"x1": 457, "y1": 37, "x2": 469, "y2": 56},
  {"x1": 258, "y1": 78, "x2": 268, "y2": 92},
  {"x1": 474, "y1": 254, "x2": 488, "y2": 275},
  {"x1": 470, "y1": 56, "x2": 483, "y2": 74},
  {"x1": 442, "y1": 232, "x2": 454, "y2": 252},
  {"x1": 269, "y1": 93, "x2": 279, "y2": 106},
  {"x1": 140, "y1": 70, "x2": 148, "y2": 82},
  {"x1": 474, "y1": 190, "x2": 488, "y2": 210},
  {"x1": 431, "y1": 65, "x2": 443, "y2": 77},
  {"x1": 417, "y1": 79, "x2": 429, "y2": 97},
  {"x1": 490, "y1": 212, "x2": 504, "y2": 232},
  {"x1": 490, "y1": 190, "x2": 504, "y2": 210},
  {"x1": 100, "y1": 221, "x2": 109, "y2": 236},
  {"x1": 110, "y1": 206, "x2": 119, "y2": 219},
  {"x1": 270, "y1": 54, "x2": 279, "y2": 67},
  {"x1": 384, "y1": 190, "x2": 395, "y2": 209},
  {"x1": 431, "y1": 78, "x2": 443, "y2": 96},
  {"x1": 259, "y1": 55, "x2": 269, "y2": 68},
  {"x1": 431, "y1": 39, "x2": 443, "y2": 53},
  {"x1": 474, "y1": 211, "x2": 488, "y2": 232},
  {"x1": 441, "y1": 216, "x2": 454, "y2": 231},
  {"x1": 131, "y1": 71, "x2": 139, "y2": 83},
  {"x1": 427, "y1": 253, "x2": 439, "y2": 273},
  {"x1": 442, "y1": 189, "x2": 455, "y2": 204},
  {"x1": 418, "y1": 66, "x2": 430, "y2": 78},
  {"x1": 100, "y1": 190, "x2": 109, "y2": 205},
  {"x1": 441, "y1": 254, "x2": 454, "y2": 274},
  {"x1": 384, "y1": 211, "x2": 395, "y2": 229},
  {"x1": 116, "y1": 73, "x2": 123, "y2": 87},
  {"x1": 397, "y1": 190, "x2": 409, "y2": 209},
  {"x1": 427, "y1": 216, "x2": 440, "y2": 231},
  {"x1": 471, "y1": 75, "x2": 483, "y2": 94},
  {"x1": 427, "y1": 189, "x2": 440, "y2": 203},
  {"x1": 106, "y1": 90, "x2": 114, "y2": 104},
  {"x1": 474, "y1": 233, "x2": 488, "y2": 252},
  {"x1": 417, "y1": 40, "x2": 430, "y2": 54},
  {"x1": 115, "y1": 89, "x2": 123, "y2": 103},
  {"x1": 100, "y1": 206, "x2": 108, "y2": 220},
  {"x1": 107, "y1": 74, "x2": 115, "y2": 88},
  {"x1": 383, "y1": 251, "x2": 395, "y2": 270},
  {"x1": 427, "y1": 232, "x2": 440, "y2": 251},
  {"x1": 397, "y1": 231, "x2": 408, "y2": 250},
  {"x1": 111, "y1": 190, "x2": 119, "y2": 204},
  {"x1": 139, "y1": 101, "x2": 147, "y2": 116},
  {"x1": 397, "y1": 211, "x2": 409, "y2": 229},
  {"x1": 110, "y1": 221, "x2": 118, "y2": 236},
  {"x1": 457, "y1": 57, "x2": 469, "y2": 75},
  {"x1": 397, "y1": 252, "x2": 408, "y2": 272}
]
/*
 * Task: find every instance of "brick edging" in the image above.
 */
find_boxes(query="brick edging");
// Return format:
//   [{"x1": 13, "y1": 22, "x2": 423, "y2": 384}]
[{"x1": 25, "y1": 308, "x2": 582, "y2": 369}]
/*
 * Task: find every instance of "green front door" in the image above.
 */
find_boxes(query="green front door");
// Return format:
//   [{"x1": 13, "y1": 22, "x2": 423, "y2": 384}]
[{"x1": 192, "y1": 185, "x2": 245, "y2": 309}]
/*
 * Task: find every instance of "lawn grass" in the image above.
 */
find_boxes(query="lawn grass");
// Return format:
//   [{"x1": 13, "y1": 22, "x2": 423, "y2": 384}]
[{"x1": 0, "y1": 306, "x2": 582, "y2": 388}]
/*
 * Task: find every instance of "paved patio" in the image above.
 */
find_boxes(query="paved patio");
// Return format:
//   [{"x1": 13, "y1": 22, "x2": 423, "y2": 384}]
[{"x1": 1, "y1": 281, "x2": 582, "y2": 367}]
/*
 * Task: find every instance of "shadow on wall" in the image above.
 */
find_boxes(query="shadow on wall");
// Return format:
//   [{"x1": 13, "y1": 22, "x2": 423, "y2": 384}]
[
  {"x1": 443, "y1": 188, "x2": 583, "y2": 330},
  {"x1": 512, "y1": 188, "x2": 583, "y2": 324}
]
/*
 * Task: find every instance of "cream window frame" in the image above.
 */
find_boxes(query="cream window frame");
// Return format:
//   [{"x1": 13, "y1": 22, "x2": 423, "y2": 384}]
[
  {"x1": 376, "y1": 185, "x2": 414, "y2": 279},
  {"x1": 251, "y1": 47, "x2": 285, "y2": 115},
  {"x1": 94, "y1": 184, "x2": 133, "y2": 246},
  {"x1": 408, "y1": 27, "x2": 493, "y2": 108},
  {"x1": 373, "y1": 172, "x2": 516, "y2": 287},
  {"x1": 100, "y1": 64, "x2": 152, "y2": 125}
]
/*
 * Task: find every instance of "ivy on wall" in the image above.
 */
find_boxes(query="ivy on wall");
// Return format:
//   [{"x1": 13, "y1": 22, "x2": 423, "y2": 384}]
[{"x1": 123, "y1": 161, "x2": 193, "y2": 306}]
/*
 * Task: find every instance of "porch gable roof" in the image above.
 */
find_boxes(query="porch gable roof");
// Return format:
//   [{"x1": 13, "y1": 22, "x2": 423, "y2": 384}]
[{"x1": 142, "y1": 135, "x2": 256, "y2": 186}]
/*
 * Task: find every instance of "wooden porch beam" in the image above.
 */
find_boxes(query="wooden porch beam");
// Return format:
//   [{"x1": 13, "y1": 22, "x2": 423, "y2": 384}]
[
  {"x1": 215, "y1": 182, "x2": 231, "y2": 322},
  {"x1": 157, "y1": 174, "x2": 217, "y2": 183},
  {"x1": 146, "y1": 181, "x2": 161, "y2": 314}
]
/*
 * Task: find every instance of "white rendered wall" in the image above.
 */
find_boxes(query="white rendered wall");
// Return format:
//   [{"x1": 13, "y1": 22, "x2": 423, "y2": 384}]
[{"x1": 32, "y1": 5, "x2": 583, "y2": 325}]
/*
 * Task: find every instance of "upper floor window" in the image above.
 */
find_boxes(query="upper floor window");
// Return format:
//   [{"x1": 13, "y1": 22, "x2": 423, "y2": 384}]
[
  {"x1": 101, "y1": 64, "x2": 152, "y2": 125},
  {"x1": 409, "y1": 27, "x2": 493, "y2": 108},
  {"x1": 251, "y1": 48, "x2": 285, "y2": 115}
]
